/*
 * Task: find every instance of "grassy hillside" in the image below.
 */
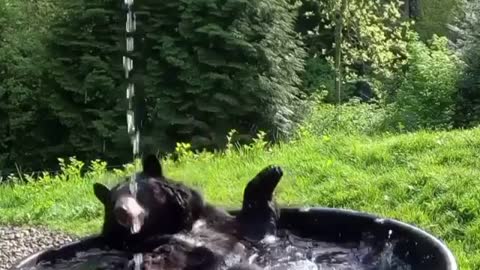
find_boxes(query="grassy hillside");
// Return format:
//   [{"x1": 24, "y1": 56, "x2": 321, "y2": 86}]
[{"x1": 1, "y1": 127, "x2": 480, "y2": 269}]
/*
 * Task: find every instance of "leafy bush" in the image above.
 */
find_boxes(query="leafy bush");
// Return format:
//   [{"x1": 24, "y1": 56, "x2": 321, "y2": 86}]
[
  {"x1": 387, "y1": 34, "x2": 462, "y2": 131},
  {"x1": 413, "y1": 0, "x2": 463, "y2": 41},
  {"x1": 302, "y1": 57, "x2": 335, "y2": 97},
  {"x1": 299, "y1": 95, "x2": 388, "y2": 136}
]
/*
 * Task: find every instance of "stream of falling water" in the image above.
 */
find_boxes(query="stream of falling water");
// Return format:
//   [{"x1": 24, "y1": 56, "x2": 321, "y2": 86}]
[
  {"x1": 123, "y1": 0, "x2": 139, "y2": 161},
  {"x1": 123, "y1": 0, "x2": 142, "y2": 268},
  {"x1": 123, "y1": 0, "x2": 139, "y2": 221}
]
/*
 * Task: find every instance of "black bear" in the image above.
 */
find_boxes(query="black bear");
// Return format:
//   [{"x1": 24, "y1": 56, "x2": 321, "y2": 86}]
[{"x1": 93, "y1": 154, "x2": 283, "y2": 270}]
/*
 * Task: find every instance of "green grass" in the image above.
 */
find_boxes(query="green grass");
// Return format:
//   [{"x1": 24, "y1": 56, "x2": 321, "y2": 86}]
[{"x1": 1, "y1": 128, "x2": 480, "y2": 269}]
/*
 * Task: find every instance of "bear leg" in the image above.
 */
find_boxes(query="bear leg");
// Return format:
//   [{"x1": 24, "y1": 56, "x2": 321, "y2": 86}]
[{"x1": 237, "y1": 165, "x2": 284, "y2": 241}]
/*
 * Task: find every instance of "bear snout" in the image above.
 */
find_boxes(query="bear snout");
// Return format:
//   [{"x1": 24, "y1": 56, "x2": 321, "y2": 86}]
[
  {"x1": 114, "y1": 207, "x2": 131, "y2": 228},
  {"x1": 114, "y1": 196, "x2": 146, "y2": 234}
]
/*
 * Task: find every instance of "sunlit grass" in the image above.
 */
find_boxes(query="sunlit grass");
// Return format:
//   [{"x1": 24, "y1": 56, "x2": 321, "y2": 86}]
[{"x1": 1, "y1": 127, "x2": 480, "y2": 269}]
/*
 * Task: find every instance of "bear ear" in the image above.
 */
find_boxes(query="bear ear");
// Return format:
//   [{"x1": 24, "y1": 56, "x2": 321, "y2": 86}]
[
  {"x1": 142, "y1": 153, "x2": 163, "y2": 178},
  {"x1": 93, "y1": 183, "x2": 111, "y2": 205}
]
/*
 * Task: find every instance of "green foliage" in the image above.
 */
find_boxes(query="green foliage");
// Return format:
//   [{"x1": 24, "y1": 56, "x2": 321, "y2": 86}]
[
  {"x1": 387, "y1": 35, "x2": 462, "y2": 131},
  {"x1": 2, "y1": 0, "x2": 476, "y2": 174},
  {"x1": 0, "y1": 0, "x2": 128, "y2": 172},
  {"x1": 0, "y1": 0, "x2": 66, "y2": 172},
  {"x1": 0, "y1": 0, "x2": 306, "y2": 172},
  {"x1": 451, "y1": 0, "x2": 480, "y2": 128},
  {"x1": 299, "y1": 0, "x2": 411, "y2": 101},
  {"x1": 324, "y1": 0, "x2": 411, "y2": 78},
  {"x1": 2, "y1": 128, "x2": 480, "y2": 269},
  {"x1": 300, "y1": 96, "x2": 388, "y2": 136},
  {"x1": 0, "y1": 1, "x2": 7, "y2": 35},
  {"x1": 413, "y1": 0, "x2": 463, "y2": 40},
  {"x1": 172, "y1": 129, "x2": 270, "y2": 164},
  {"x1": 44, "y1": 0, "x2": 129, "y2": 165},
  {"x1": 455, "y1": 49, "x2": 480, "y2": 128},
  {"x1": 138, "y1": 0, "x2": 305, "y2": 152},
  {"x1": 302, "y1": 57, "x2": 335, "y2": 98},
  {"x1": 293, "y1": 0, "x2": 332, "y2": 56},
  {"x1": 0, "y1": 0, "x2": 10, "y2": 168}
]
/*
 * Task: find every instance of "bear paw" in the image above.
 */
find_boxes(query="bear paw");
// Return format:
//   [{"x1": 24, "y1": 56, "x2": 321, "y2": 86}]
[{"x1": 249, "y1": 165, "x2": 283, "y2": 195}]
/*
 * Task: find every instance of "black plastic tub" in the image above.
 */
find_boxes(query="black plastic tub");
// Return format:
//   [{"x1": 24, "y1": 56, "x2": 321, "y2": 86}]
[{"x1": 9, "y1": 207, "x2": 458, "y2": 270}]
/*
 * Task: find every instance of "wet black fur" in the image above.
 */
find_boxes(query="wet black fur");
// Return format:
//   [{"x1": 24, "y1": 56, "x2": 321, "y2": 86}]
[
  {"x1": 237, "y1": 165, "x2": 282, "y2": 241},
  {"x1": 93, "y1": 154, "x2": 284, "y2": 269}
]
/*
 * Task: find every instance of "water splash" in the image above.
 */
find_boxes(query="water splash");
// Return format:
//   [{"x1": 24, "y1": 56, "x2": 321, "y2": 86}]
[
  {"x1": 248, "y1": 230, "x2": 411, "y2": 270},
  {"x1": 28, "y1": 230, "x2": 414, "y2": 270},
  {"x1": 378, "y1": 229, "x2": 395, "y2": 270},
  {"x1": 132, "y1": 253, "x2": 143, "y2": 270}
]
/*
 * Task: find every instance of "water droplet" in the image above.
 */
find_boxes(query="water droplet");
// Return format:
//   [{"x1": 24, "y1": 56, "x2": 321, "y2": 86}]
[
  {"x1": 375, "y1": 218, "x2": 385, "y2": 224},
  {"x1": 262, "y1": 235, "x2": 278, "y2": 244},
  {"x1": 126, "y1": 37, "x2": 134, "y2": 52}
]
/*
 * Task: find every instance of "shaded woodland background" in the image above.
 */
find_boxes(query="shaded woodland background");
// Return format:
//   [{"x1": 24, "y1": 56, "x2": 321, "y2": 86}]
[{"x1": 0, "y1": 0, "x2": 479, "y2": 175}]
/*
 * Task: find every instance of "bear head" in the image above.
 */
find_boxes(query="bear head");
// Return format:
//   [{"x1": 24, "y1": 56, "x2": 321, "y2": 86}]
[{"x1": 93, "y1": 154, "x2": 205, "y2": 248}]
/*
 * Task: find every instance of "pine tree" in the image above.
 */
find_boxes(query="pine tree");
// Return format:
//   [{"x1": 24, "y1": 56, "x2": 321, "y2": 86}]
[
  {"x1": 0, "y1": 0, "x2": 10, "y2": 170},
  {"x1": 0, "y1": 0, "x2": 66, "y2": 173},
  {"x1": 2, "y1": 0, "x2": 306, "y2": 172},
  {"x1": 44, "y1": 0, "x2": 130, "y2": 166},
  {"x1": 451, "y1": 0, "x2": 480, "y2": 127},
  {"x1": 137, "y1": 0, "x2": 306, "y2": 152}
]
